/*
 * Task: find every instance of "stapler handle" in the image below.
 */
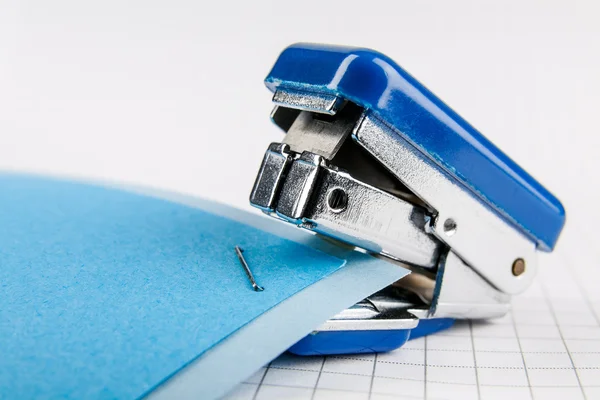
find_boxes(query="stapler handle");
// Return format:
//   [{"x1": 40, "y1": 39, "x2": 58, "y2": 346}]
[{"x1": 265, "y1": 43, "x2": 565, "y2": 251}]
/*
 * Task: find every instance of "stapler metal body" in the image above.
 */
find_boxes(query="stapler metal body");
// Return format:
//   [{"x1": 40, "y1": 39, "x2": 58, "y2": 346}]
[{"x1": 249, "y1": 44, "x2": 566, "y2": 354}]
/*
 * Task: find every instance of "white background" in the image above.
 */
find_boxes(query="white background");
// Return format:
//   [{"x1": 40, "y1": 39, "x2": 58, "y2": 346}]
[{"x1": 0, "y1": 0, "x2": 598, "y2": 263}]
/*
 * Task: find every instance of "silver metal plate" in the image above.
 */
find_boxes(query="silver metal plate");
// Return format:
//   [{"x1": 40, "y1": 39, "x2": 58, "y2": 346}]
[
  {"x1": 249, "y1": 143, "x2": 443, "y2": 268},
  {"x1": 273, "y1": 88, "x2": 344, "y2": 115},
  {"x1": 282, "y1": 109, "x2": 356, "y2": 159},
  {"x1": 276, "y1": 152, "x2": 323, "y2": 221},
  {"x1": 302, "y1": 166, "x2": 443, "y2": 269},
  {"x1": 249, "y1": 143, "x2": 292, "y2": 211},
  {"x1": 432, "y1": 251, "x2": 510, "y2": 319},
  {"x1": 316, "y1": 297, "x2": 419, "y2": 332},
  {"x1": 353, "y1": 113, "x2": 538, "y2": 294}
]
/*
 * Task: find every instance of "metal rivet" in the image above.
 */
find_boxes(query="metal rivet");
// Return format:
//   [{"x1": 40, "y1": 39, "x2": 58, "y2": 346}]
[
  {"x1": 327, "y1": 188, "x2": 348, "y2": 213},
  {"x1": 443, "y1": 218, "x2": 457, "y2": 236},
  {"x1": 512, "y1": 258, "x2": 526, "y2": 276}
]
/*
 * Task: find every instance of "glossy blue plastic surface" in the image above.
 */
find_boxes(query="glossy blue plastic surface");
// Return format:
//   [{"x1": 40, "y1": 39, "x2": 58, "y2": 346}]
[
  {"x1": 287, "y1": 329, "x2": 411, "y2": 356},
  {"x1": 409, "y1": 318, "x2": 455, "y2": 340},
  {"x1": 288, "y1": 318, "x2": 455, "y2": 356},
  {"x1": 265, "y1": 44, "x2": 565, "y2": 251}
]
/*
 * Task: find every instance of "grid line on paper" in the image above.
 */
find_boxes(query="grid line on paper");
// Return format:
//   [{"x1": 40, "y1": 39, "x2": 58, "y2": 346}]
[
  {"x1": 269, "y1": 364, "x2": 600, "y2": 371},
  {"x1": 251, "y1": 362, "x2": 269, "y2": 400},
  {"x1": 247, "y1": 380, "x2": 600, "y2": 390},
  {"x1": 370, "y1": 348, "x2": 600, "y2": 354},
  {"x1": 539, "y1": 282, "x2": 587, "y2": 399},
  {"x1": 469, "y1": 321, "x2": 482, "y2": 400},
  {"x1": 225, "y1": 253, "x2": 600, "y2": 400},
  {"x1": 310, "y1": 356, "x2": 325, "y2": 399},
  {"x1": 368, "y1": 352, "x2": 377, "y2": 400},
  {"x1": 424, "y1": 336, "x2": 428, "y2": 400},
  {"x1": 511, "y1": 304, "x2": 535, "y2": 399}
]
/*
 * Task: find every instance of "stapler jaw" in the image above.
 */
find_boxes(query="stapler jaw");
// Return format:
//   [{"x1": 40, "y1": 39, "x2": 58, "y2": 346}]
[
  {"x1": 250, "y1": 92, "x2": 512, "y2": 320},
  {"x1": 249, "y1": 44, "x2": 565, "y2": 325}
]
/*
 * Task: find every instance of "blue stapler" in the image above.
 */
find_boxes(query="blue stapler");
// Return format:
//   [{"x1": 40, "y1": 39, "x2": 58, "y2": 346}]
[{"x1": 249, "y1": 43, "x2": 566, "y2": 355}]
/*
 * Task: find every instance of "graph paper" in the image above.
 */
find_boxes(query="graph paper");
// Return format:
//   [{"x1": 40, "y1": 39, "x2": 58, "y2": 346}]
[{"x1": 223, "y1": 243, "x2": 600, "y2": 400}]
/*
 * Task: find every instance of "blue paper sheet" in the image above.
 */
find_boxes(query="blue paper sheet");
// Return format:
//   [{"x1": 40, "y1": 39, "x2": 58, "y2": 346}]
[
  {"x1": 0, "y1": 174, "x2": 350, "y2": 399},
  {"x1": 149, "y1": 241, "x2": 409, "y2": 400}
]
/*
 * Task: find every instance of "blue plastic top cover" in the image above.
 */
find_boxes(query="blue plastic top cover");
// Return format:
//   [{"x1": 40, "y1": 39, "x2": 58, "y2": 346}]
[{"x1": 265, "y1": 43, "x2": 565, "y2": 251}]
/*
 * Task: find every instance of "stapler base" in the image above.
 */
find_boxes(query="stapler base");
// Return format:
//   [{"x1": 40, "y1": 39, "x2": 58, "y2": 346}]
[{"x1": 288, "y1": 318, "x2": 455, "y2": 356}]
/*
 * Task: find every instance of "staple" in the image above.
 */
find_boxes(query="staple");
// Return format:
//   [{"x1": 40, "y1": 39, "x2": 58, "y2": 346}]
[{"x1": 234, "y1": 246, "x2": 264, "y2": 292}]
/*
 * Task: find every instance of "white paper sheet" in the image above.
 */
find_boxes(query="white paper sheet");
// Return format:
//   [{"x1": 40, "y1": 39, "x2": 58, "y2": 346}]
[{"x1": 226, "y1": 249, "x2": 600, "y2": 400}]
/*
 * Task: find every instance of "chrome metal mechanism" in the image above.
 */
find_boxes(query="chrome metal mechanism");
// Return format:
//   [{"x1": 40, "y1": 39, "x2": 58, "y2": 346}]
[
  {"x1": 250, "y1": 142, "x2": 443, "y2": 267},
  {"x1": 249, "y1": 88, "x2": 537, "y2": 328},
  {"x1": 296, "y1": 166, "x2": 443, "y2": 268},
  {"x1": 430, "y1": 251, "x2": 510, "y2": 319},
  {"x1": 280, "y1": 101, "x2": 361, "y2": 159},
  {"x1": 353, "y1": 115, "x2": 537, "y2": 294},
  {"x1": 315, "y1": 290, "x2": 419, "y2": 331},
  {"x1": 272, "y1": 88, "x2": 344, "y2": 115}
]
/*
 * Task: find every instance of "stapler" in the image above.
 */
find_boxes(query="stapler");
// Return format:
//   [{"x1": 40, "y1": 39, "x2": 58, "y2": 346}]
[{"x1": 249, "y1": 43, "x2": 566, "y2": 355}]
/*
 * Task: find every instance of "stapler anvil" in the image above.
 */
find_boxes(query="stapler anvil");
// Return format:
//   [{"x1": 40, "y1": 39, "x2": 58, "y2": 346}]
[{"x1": 249, "y1": 43, "x2": 566, "y2": 355}]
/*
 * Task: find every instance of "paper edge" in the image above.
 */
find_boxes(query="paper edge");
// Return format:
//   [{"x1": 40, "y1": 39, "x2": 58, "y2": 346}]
[{"x1": 145, "y1": 250, "x2": 408, "y2": 400}]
